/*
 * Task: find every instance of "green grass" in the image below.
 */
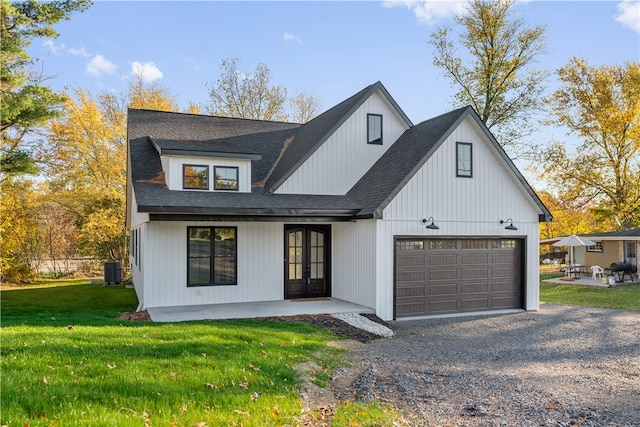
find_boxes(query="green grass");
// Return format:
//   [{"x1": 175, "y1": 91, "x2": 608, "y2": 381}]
[
  {"x1": 540, "y1": 280, "x2": 640, "y2": 312},
  {"x1": 1, "y1": 280, "x2": 405, "y2": 426}
]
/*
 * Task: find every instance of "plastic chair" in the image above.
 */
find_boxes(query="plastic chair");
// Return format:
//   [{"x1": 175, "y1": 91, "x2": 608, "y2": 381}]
[{"x1": 591, "y1": 265, "x2": 604, "y2": 280}]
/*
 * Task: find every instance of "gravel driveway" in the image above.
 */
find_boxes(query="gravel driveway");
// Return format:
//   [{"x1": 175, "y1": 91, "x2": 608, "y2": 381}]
[{"x1": 332, "y1": 304, "x2": 640, "y2": 426}]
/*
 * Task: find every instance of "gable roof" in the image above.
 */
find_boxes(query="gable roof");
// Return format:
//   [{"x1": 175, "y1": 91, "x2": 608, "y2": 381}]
[
  {"x1": 263, "y1": 81, "x2": 413, "y2": 193},
  {"x1": 348, "y1": 106, "x2": 551, "y2": 220},
  {"x1": 127, "y1": 83, "x2": 550, "y2": 222}
]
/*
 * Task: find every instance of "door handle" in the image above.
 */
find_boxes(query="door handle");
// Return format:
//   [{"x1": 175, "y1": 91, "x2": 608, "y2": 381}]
[{"x1": 306, "y1": 265, "x2": 311, "y2": 284}]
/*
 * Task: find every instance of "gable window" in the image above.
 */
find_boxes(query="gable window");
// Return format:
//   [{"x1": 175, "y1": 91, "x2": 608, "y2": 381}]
[
  {"x1": 183, "y1": 164, "x2": 209, "y2": 189},
  {"x1": 214, "y1": 166, "x2": 239, "y2": 191},
  {"x1": 187, "y1": 227, "x2": 237, "y2": 286},
  {"x1": 367, "y1": 114, "x2": 383, "y2": 145},
  {"x1": 456, "y1": 142, "x2": 472, "y2": 177}
]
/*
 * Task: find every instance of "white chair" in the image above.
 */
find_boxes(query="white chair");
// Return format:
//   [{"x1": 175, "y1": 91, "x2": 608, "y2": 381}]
[{"x1": 591, "y1": 265, "x2": 604, "y2": 280}]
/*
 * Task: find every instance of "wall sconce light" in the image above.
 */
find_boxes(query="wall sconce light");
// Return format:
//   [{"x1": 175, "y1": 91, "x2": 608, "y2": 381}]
[
  {"x1": 500, "y1": 218, "x2": 518, "y2": 231},
  {"x1": 422, "y1": 217, "x2": 439, "y2": 230}
]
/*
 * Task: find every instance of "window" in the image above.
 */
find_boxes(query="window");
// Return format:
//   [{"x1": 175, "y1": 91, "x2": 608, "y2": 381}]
[
  {"x1": 214, "y1": 166, "x2": 239, "y2": 191},
  {"x1": 462, "y1": 240, "x2": 487, "y2": 250},
  {"x1": 187, "y1": 227, "x2": 237, "y2": 286},
  {"x1": 429, "y1": 240, "x2": 457, "y2": 250},
  {"x1": 587, "y1": 242, "x2": 603, "y2": 252},
  {"x1": 183, "y1": 164, "x2": 209, "y2": 189},
  {"x1": 456, "y1": 142, "x2": 472, "y2": 177},
  {"x1": 367, "y1": 114, "x2": 383, "y2": 145},
  {"x1": 493, "y1": 240, "x2": 516, "y2": 249},
  {"x1": 396, "y1": 240, "x2": 424, "y2": 250}
]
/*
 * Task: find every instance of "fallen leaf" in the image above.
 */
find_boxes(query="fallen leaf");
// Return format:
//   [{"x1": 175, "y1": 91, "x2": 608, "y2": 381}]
[
  {"x1": 193, "y1": 423, "x2": 207, "y2": 427},
  {"x1": 67, "y1": 325, "x2": 73, "y2": 330},
  {"x1": 204, "y1": 382, "x2": 218, "y2": 390},
  {"x1": 251, "y1": 392, "x2": 259, "y2": 401},
  {"x1": 180, "y1": 404, "x2": 188, "y2": 413},
  {"x1": 107, "y1": 363, "x2": 116, "y2": 369},
  {"x1": 42, "y1": 376, "x2": 49, "y2": 384},
  {"x1": 234, "y1": 410, "x2": 250, "y2": 416}
]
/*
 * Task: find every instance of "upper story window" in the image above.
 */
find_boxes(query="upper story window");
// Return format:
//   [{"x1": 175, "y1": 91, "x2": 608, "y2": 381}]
[
  {"x1": 183, "y1": 164, "x2": 209, "y2": 189},
  {"x1": 456, "y1": 142, "x2": 472, "y2": 178},
  {"x1": 214, "y1": 166, "x2": 239, "y2": 191},
  {"x1": 367, "y1": 114, "x2": 383, "y2": 145}
]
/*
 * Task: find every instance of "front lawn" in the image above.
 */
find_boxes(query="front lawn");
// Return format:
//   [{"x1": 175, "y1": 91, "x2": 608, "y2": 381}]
[
  {"x1": 1, "y1": 280, "x2": 402, "y2": 426},
  {"x1": 540, "y1": 281, "x2": 640, "y2": 312}
]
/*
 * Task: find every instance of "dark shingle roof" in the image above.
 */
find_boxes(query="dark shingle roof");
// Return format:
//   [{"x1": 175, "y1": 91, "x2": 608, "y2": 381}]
[
  {"x1": 581, "y1": 228, "x2": 640, "y2": 238},
  {"x1": 127, "y1": 84, "x2": 550, "y2": 221}
]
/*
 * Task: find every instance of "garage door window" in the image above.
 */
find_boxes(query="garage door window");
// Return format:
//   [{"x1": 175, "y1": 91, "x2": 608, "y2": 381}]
[
  {"x1": 493, "y1": 240, "x2": 516, "y2": 248},
  {"x1": 397, "y1": 240, "x2": 424, "y2": 250},
  {"x1": 462, "y1": 240, "x2": 487, "y2": 249},
  {"x1": 429, "y1": 240, "x2": 456, "y2": 250}
]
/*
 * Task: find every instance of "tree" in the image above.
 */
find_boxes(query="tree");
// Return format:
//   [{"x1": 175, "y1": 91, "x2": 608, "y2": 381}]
[
  {"x1": 538, "y1": 59, "x2": 640, "y2": 230},
  {"x1": 429, "y1": 0, "x2": 548, "y2": 159},
  {"x1": 537, "y1": 190, "x2": 595, "y2": 240},
  {"x1": 206, "y1": 57, "x2": 288, "y2": 121},
  {"x1": 289, "y1": 90, "x2": 321, "y2": 124},
  {"x1": 0, "y1": 0, "x2": 91, "y2": 174}
]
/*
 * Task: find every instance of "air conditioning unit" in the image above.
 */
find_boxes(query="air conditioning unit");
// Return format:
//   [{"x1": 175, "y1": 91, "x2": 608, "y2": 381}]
[{"x1": 104, "y1": 261, "x2": 122, "y2": 285}]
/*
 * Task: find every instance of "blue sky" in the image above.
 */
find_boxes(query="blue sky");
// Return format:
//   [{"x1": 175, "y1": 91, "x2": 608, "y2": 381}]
[{"x1": 31, "y1": 1, "x2": 639, "y2": 131}]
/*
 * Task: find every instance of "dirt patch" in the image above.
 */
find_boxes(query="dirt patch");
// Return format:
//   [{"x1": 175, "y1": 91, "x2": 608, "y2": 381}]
[{"x1": 119, "y1": 310, "x2": 151, "y2": 321}]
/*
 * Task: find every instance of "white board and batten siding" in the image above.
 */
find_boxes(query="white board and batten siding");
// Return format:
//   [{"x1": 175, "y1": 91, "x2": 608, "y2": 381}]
[
  {"x1": 276, "y1": 90, "x2": 410, "y2": 195},
  {"x1": 332, "y1": 221, "x2": 377, "y2": 309},
  {"x1": 139, "y1": 221, "x2": 285, "y2": 309},
  {"x1": 374, "y1": 117, "x2": 543, "y2": 320},
  {"x1": 162, "y1": 155, "x2": 252, "y2": 193}
]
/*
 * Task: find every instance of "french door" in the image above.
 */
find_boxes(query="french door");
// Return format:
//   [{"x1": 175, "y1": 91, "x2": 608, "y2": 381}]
[{"x1": 284, "y1": 225, "x2": 331, "y2": 299}]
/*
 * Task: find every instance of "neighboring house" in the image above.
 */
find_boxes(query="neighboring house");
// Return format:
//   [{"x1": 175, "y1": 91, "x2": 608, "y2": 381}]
[
  {"x1": 126, "y1": 81, "x2": 551, "y2": 320},
  {"x1": 542, "y1": 228, "x2": 639, "y2": 269}
]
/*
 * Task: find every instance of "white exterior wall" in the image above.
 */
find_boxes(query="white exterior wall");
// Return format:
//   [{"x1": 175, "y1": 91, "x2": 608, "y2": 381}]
[
  {"x1": 276, "y1": 91, "x2": 410, "y2": 195},
  {"x1": 375, "y1": 117, "x2": 543, "y2": 320},
  {"x1": 163, "y1": 155, "x2": 252, "y2": 193},
  {"x1": 332, "y1": 221, "x2": 377, "y2": 308},
  {"x1": 141, "y1": 221, "x2": 284, "y2": 309}
]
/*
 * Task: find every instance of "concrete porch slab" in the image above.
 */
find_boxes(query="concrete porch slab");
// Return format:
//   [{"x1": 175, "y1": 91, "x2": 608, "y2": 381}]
[
  {"x1": 147, "y1": 298, "x2": 375, "y2": 322},
  {"x1": 543, "y1": 276, "x2": 639, "y2": 288}
]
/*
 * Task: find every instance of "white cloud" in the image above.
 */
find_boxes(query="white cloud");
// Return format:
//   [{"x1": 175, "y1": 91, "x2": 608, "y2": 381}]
[
  {"x1": 42, "y1": 40, "x2": 65, "y2": 55},
  {"x1": 86, "y1": 54, "x2": 117, "y2": 76},
  {"x1": 69, "y1": 46, "x2": 91, "y2": 57},
  {"x1": 615, "y1": 0, "x2": 640, "y2": 33},
  {"x1": 283, "y1": 32, "x2": 303, "y2": 44},
  {"x1": 130, "y1": 61, "x2": 163, "y2": 82},
  {"x1": 383, "y1": 0, "x2": 466, "y2": 24}
]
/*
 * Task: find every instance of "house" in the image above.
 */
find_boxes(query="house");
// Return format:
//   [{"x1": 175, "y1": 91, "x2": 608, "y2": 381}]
[
  {"x1": 126, "y1": 81, "x2": 551, "y2": 321},
  {"x1": 541, "y1": 228, "x2": 639, "y2": 270}
]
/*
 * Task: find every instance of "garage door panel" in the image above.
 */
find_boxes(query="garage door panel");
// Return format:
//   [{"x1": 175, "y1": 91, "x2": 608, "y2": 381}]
[
  {"x1": 461, "y1": 282, "x2": 489, "y2": 294},
  {"x1": 429, "y1": 269, "x2": 457, "y2": 280},
  {"x1": 396, "y1": 285, "x2": 425, "y2": 297},
  {"x1": 396, "y1": 270, "x2": 425, "y2": 282},
  {"x1": 428, "y1": 283, "x2": 458, "y2": 296},
  {"x1": 461, "y1": 268, "x2": 488, "y2": 279},
  {"x1": 461, "y1": 297, "x2": 489, "y2": 310},
  {"x1": 428, "y1": 254, "x2": 458, "y2": 265},
  {"x1": 395, "y1": 238, "x2": 522, "y2": 318},
  {"x1": 461, "y1": 253, "x2": 489, "y2": 264}
]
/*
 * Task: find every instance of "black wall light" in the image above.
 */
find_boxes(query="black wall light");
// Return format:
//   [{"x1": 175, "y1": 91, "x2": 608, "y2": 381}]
[
  {"x1": 500, "y1": 218, "x2": 518, "y2": 231},
  {"x1": 422, "y1": 217, "x2": 439, "y2": 230}
]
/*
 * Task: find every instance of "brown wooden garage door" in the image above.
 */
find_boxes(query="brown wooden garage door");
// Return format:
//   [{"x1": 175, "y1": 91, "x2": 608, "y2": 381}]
[{"x1": 395, "y1": 238, "x2": 522, "y2": 318}]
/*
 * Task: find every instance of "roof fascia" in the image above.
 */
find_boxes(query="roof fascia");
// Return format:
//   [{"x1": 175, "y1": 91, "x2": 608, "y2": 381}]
[
  {"x1": 148, "y1": 214, "x2": 358, "y2": 222},
  {"x1": 160, "y1": 149, "x2": 262, "y2": 160},
  {"x1": 266, "y1": 81, "x2": 413, "y2": 194},
  {"x1": 138, "y1": 205, "x2": 360, "y2": 217},
  {"x1": 465, "y1": 108, "x2": 553, "y2": 222}
]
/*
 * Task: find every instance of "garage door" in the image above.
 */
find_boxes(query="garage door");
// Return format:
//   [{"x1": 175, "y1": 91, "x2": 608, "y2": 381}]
[{"x1": 395, "y1": 238, "x2": 522, "y2": 318}]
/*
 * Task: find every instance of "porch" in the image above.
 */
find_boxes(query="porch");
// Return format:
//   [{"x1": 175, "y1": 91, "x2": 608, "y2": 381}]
[{"x1": 147, "y1": 298, "x2": 374, "y2": 322}]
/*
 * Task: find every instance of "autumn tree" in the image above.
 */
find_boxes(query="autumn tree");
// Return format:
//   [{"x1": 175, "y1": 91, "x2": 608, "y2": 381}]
[
  {"x1": 538, "y1": 59, "x2": 640, "y2": 230},
  {"x1": 537, "y1": 190, "x2": 595, "y2": 240},
  {"x1": 1, "y1": 0, "x2": 91, "y2": 174},
  {"x1": 206, "y1": 57, "x2": 320, "y2": 122},
  {"x1": 429, "y1": 0, "x2": 548, "y2": 159}
]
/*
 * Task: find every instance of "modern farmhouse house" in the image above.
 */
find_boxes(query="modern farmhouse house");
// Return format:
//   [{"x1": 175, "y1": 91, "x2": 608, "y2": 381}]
[{"x1": 126, "y1": 81, "x2": 551, "y2": 321}]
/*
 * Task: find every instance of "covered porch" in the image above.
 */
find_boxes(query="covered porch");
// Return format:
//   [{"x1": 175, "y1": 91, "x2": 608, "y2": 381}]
[{"x1": 147, "y1": 297, "x2": 374, "y2": 322}]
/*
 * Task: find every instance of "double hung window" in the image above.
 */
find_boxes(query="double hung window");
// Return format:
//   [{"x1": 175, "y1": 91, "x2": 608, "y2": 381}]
[
  {"x1": 456, "y1": 142, "x2": 472, "y2": 177},
  {"x1": 367, "y1": 114, "x2": 383, "y2": 145},
  {"x1": 183, "y1": 165, "x2": 209, "y2": 189}
]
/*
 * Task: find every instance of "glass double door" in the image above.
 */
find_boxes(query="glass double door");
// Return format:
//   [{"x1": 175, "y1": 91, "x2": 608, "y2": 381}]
[{"x1": 285, "y1": 225, "x2": 331, "y2": 299}]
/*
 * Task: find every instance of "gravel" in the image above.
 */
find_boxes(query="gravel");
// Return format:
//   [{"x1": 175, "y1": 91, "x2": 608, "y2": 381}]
[
  {"x1": 331, "y1": 304, "x2": 640, "y2": 426},
  {"x1": 332, "y1": 312, "x2": 394, "y2": 337}
]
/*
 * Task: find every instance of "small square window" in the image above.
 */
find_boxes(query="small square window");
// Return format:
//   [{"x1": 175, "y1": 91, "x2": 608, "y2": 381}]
[
  {"x1": 367, "y1": 114, "x2": 383, "y2": 145},
  {"x1": 183, "y1": 164, "x2": 209, "y2": 189},
  {"x1": 456, "y1": 142, "x2": 472, "y2": 177},
  {"x1": 214, "y1": 166, "x2": 239, "y2": 191}
]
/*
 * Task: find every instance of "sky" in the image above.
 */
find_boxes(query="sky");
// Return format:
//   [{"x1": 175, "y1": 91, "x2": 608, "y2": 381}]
[{"x1": 28, "y1": 0, "x2": 640, "y2": 176}]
